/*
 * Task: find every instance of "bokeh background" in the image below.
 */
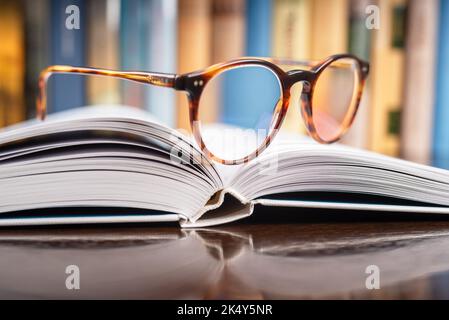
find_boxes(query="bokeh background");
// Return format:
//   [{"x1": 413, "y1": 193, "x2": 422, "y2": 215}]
[{"x1": 0, "y1": 0, "x2": 448, "y2": 167}]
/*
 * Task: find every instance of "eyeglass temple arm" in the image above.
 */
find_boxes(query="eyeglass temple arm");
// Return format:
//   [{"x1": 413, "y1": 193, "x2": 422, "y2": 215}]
[{"x1": 36, "y1": 65, "x2": 177, "y2": 120}]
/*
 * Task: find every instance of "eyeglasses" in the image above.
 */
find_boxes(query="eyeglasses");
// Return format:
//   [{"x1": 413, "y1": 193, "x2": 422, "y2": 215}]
[{"x1": 37, "y1": 53, "x2": 369, "y2": 165}]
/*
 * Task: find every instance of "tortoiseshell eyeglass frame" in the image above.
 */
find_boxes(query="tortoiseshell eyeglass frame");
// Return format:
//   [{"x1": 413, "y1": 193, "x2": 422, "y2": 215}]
[{"x1": 37, "y1": 53, "x2": 369, "y2": 165}]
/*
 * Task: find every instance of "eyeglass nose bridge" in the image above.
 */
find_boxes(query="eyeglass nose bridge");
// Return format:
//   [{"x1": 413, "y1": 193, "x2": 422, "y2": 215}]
[
  {"x1": 285, "y1": 69, "x2": 315, "y2": 90},
  {"x1": 284, "y1": 69, "x2": 315, "y2": 134},
  {"x1": 285, "y1": 69, "x2": 314, "y2": 108}
]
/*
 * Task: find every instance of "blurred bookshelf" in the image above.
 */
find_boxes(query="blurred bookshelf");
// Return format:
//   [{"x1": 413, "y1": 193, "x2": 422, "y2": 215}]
[{"x1": 0, "y1": 0, "x2": 449, "y2": 168}]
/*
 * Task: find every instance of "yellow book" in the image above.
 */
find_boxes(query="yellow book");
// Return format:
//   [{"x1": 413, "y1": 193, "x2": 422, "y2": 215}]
[
  {"x1": 369, "y1": 0, "x2": 407, "y2": 156},
  {"x1": 272, "y1": 0, "x2": 348, "y2": 134},
  {"x1": 310, "y1": 0, "x2": 349, "y2": 59},
  {"x1": 0, "y1": 0, "x2": 25, "y2": 126},
  {"x1": 177, "y1": 0, "x2": 213, "y2": 131},
  {"x1": 87, "y1": 0, "x2": 120, "y2": 105},
  {"x1": 0, "y1": 92, "x2": 4, "y2": 127},
  {"x1": 0, "y1": 49, "x2": 4, "y2": 126},
  {"x1": 272, "y1": 0, "x2": 312, "y2": 60},
  {"x1": 272, "y1": 0, "x2": 312, "y2": 133},
  {"x1": 308, "y1": 0, "x2": 349, "y2": 139}
]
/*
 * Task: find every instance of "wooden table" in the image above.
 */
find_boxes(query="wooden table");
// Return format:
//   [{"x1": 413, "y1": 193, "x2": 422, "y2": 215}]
[{"x1": 2, "y1": 207, "x2": 449, "y2": 299}]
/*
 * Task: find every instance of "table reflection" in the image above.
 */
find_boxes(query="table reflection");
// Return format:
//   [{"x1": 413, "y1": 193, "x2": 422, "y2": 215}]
[{"x1": 1, "y1": 221, "x2": 449, "y2": 299}]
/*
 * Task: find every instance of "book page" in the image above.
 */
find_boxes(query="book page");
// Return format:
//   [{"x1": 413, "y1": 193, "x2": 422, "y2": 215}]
[
  {"x1": 0, "y1": 105, "x2": 223, "y2": 223},
  {"x1": 227, "y1": 132, "x2": 449, "y2": 209}
]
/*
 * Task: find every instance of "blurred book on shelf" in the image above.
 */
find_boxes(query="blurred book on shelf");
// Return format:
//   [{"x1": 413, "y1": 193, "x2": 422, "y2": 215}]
[
  {"x1": 146, "y1": 0, "x2": 178, "y2": 127},
  {"x1": 433, "y1": 0, "x2": 449, "y2": 169},
  {"x1": 401, "y1": 0, "x2": 439, "y2": 165},
  {"x1": 272, "y1": 0, "x2": 311, "y2": 133},
  {"x1": 310, "y1": 0, "x2": 349, "y2": 139},
  {"x1": 49, "y1": 0, "x2": 86, "y2": 113},
  {"x1": 119, "y1": 0, "x2": 149, "y2": 109},
  {"x1": 0, "y1": 0, "x2": 25, "y2": 126},
  {"x1": 24, "y1": 0, "x2": 49, "y2": 119},
  {"x1": 213, "y1": 0, "x2": 245, "y2": 127},
  {"x1": 369, "y1": 0, "x2": 406, "y2": 157},
  {"x1": 87, "y1": 0, "x2": 120, "y2": 106},
  {"x1": 2, "y1": 0, "x2": 449, "y2": 169},
  {"x1": 246, "y1": 0, "x2": 272, "y2": 58},
  {"x1": 341, "y1": 0, "x2": 374, "y2": 149},
  {"x1": 119, "y1": 0, "x2": 178, "y2": 127},
  {"x1": 236, "y1": 0, "x2": 277, "y2": 130},
  {"x1": 311, "y1": 0, "x2": 348, "y2": 59},
  {"x1": 177, "y1": 0, "x2": 212, "y2": 131}
]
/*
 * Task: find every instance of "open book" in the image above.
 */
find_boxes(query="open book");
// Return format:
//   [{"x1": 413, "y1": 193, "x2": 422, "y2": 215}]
[{"x1": 2, "y1": 105, "x2": 449, "y2": 228}]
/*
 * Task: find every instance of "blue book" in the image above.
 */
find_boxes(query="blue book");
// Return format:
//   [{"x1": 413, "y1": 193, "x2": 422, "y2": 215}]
[
  {"x1": 146, "y1": 0, "x2": 177, "y2": 127},
  {"x1": 221, "y1": 0, "x2": 278, "y2": 131},
  {"x1": 433, "y1": 0, "x2": 449, "y2": 169},
  {"x1": 49, "y1": 0, "x2": 86, "y2": 113},
  {"x1": 245, "y1": 0, "x2": 272, "y2": 57},
  {"x1": 119, "y1": 0, "x2": 151, "y2": 108}
]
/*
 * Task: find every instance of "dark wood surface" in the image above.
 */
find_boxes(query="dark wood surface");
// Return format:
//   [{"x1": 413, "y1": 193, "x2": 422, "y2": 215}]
[{"x1": 2, "y1": 208, "x2": 449, "y2": 299}]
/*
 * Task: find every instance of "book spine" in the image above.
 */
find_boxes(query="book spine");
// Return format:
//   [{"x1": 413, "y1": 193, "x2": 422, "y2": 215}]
[
  {"x1": 272, "y1": 0, "x2": 311, "y2": 60},
  {"x1": 49, "y1": 0, "x2": 86, "y2": 113},
  {"x1": 246, "y1": 0, "x2": 272, "y2": 57},
  {"x1": 119, "y1": 0, "x2": 150, "y2": 108},
  {"x1": 401, "y1": 0, "x2": 439, "y2": 164},
  {"x1": 433, "y1": 0, "x2": 449, "y2": 169},
  {"x1": 146, "y1": 0, "x2": 178, "y2": 127},
  {"x1": 211, "y1": 0, "x2": 245, "y2": 64},
  {"x1": 183, "y1": 188, "x2": 254, "y2": 228},
  {"x1": 369, "y1": 0, "x2": 407, "y2": 156},
  {"x1": 86, "y1": 0, "x2": 120, "y2": 106},
  {"x1": 212, "y1": 0, "x2": 246, "y2": 127},
  {"x1": 308, "y1": 0, "x2": 349, "y2": 138},
  {"x1": 0, "y1": 0, "x2": 26, "y2": 126},
  {"x1": 310, "y1": 0, "x2": 348, "y2": 59},
  {"x1": 24, "y1": 0, "x2": 50, "y2": 119},
  {"x1": 348, "y1": 0, "x2": 373, "y2": 61},
  {"x1": 341, "y1": 0, "x2": 374, "y2": 149},
  {"x1": 272, "y1": 0, "x2": 312, "y2": 133},
  {"x1": 176, "y1": 0, "x2": 212, "y2": 130},
  {"x1": 220, "y1": 0, "x2": 273, "y2": 128}
]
